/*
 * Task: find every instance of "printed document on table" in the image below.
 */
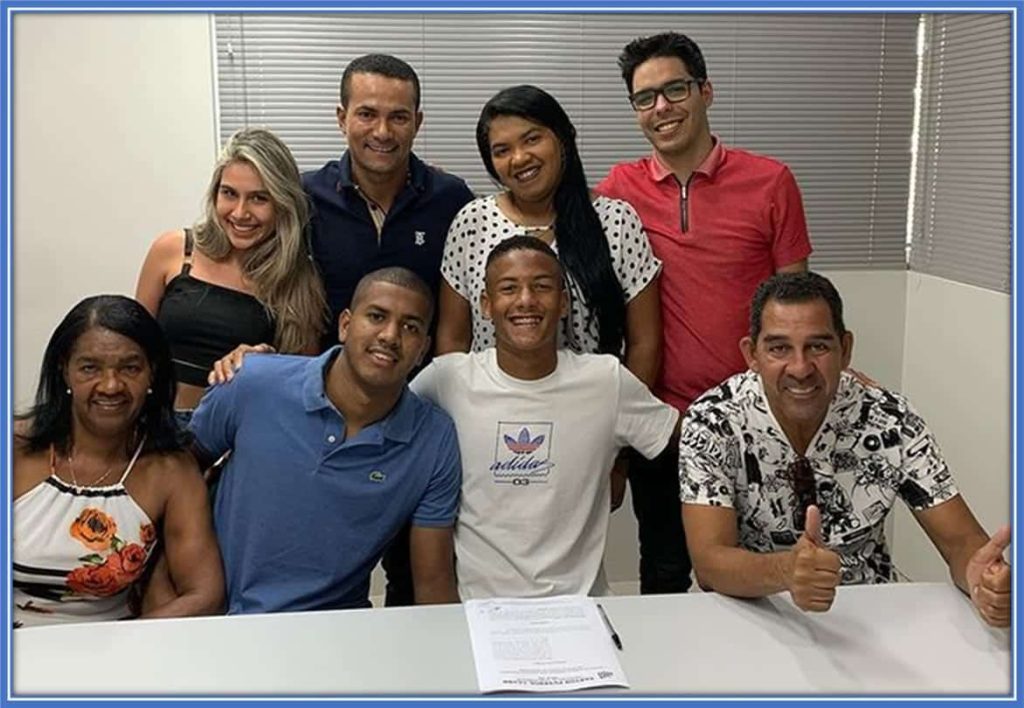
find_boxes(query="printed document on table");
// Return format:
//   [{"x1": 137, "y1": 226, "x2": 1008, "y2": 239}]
[{"x1": 464, "y1": 595, "x2": 629, "y2": 693}]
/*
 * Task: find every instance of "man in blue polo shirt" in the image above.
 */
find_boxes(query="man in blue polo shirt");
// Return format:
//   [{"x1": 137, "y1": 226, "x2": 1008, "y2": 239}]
[
  {"x1": 190, "y1": 268, "x2": 461, "y2": 614},
  {"x1": 303, "y1": 53, "x2": 475, "y2": 334}
]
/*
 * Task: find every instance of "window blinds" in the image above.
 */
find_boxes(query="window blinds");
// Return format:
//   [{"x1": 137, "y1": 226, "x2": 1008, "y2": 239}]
[
  {"x1": 910, "y1": 13, "x2": 1012, "y2": 293},
  {"x1": 214, "y1": 12, "x2": 919, "y2": 270}
]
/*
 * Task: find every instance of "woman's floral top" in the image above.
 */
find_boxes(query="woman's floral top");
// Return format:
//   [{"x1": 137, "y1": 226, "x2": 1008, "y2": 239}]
[{"x1": 13, "y1": 444, "x2": 157, "y2": 628}]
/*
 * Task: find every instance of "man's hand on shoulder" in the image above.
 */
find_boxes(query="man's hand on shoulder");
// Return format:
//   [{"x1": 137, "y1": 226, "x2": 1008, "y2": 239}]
[
  {"x1": 208, "y1": 343, "x2": 276, "y2": 386},
  {"x1": 965, "y1": 525, "x2": 1011, "y2": 628},
  {"x1": 783, "y1": 505, "x2": 842, "y2": 612},
  {"x1": 846, "y1": 368, "x2": 879, "y2": 388}
]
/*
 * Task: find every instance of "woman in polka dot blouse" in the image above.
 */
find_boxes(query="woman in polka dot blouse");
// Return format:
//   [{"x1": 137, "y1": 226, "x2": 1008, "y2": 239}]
[{"x1": 435, "y1": 84, "x2": 663, "y2": 389}]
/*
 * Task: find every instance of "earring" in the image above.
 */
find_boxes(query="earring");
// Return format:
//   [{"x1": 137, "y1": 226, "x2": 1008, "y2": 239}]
[
  {"x1": 66, "y1": 388, "x2": 71, "y2": 395},
  {"x1": 147, "y1": 388, "x2": 153, "y2": 395}
]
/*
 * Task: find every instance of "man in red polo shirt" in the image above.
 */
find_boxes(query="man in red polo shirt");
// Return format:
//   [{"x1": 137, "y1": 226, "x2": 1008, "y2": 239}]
[{"x1": 596, "y1": 31, "x2": 812, "y2": 595}]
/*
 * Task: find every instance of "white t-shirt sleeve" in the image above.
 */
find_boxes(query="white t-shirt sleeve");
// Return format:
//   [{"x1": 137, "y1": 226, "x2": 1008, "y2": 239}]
[
  {"x1": 410, "y1": 353, "x2": 470, "y2": 412},
  {"x1": 614, "y1": 364, "x2": 679, "y2": 459},
  {"x1": 408, "y1": 358, "x2": 444, "y2": 407}
]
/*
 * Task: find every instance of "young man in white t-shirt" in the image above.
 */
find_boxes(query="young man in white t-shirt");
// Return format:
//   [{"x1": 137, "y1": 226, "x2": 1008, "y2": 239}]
[{"x1": 411, "y1": 236, "x2": 679, "y2": 600}]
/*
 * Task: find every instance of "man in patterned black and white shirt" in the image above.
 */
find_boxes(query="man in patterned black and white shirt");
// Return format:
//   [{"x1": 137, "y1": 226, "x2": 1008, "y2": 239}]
[{"x1": 679, "y1": 271, "x2": 1011, "y2": 627}]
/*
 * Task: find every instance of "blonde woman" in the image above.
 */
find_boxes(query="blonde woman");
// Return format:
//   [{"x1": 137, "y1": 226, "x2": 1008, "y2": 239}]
[{"x1": 136, "y1": 127, "x2": 327, "y2": 419}]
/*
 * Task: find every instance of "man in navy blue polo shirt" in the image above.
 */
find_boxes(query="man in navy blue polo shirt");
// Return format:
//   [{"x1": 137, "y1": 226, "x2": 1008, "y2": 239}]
[
  {"x1": 302, "y1": 53, "x2": 473, "y2": 608},
  {"x1": 190, "y1": 268, "x2": 461, "y2": 614},
  {"x1": 303, "y1": 53, "x2": 475, "y2": 333}
]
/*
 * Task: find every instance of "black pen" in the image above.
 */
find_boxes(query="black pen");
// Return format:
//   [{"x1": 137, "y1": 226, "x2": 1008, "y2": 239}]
[{"x1": 596, "y1": 603, "x2": 623, "y2": 650}]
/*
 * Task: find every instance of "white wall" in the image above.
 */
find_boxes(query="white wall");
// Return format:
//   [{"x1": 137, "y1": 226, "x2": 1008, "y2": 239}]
[
  {"x1": 13, "y1": 13, "x2": 218, "y2": 409},
  {"x1": 892, "y1": 273, "x2": 1012, "y2": 582},
  {"x1": 12, "y1": 15, "x2": 1011, "y2": 594},
  {"x1": 825, "y1": 270, "x2": 908, "y2": 390}
]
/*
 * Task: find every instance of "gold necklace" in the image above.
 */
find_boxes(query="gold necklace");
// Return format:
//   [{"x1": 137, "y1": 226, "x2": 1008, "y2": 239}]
[
  {"x1": 521, "y1": 223, "x2": 554, "y2": 234},
  {"x1": 67, "y1": 448, "x2": 118, "y2": 487}
]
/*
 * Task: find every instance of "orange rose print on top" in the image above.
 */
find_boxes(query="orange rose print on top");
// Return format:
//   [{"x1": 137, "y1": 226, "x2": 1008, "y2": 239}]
[
  {"x1": 139, "y1": 523, "x2": 157, "y2": 548},
  {"x1": 66, "y1": 545, "x2": 149, "y2": 598},
  {"x1": 66, "y1": 558, "x2": 124, "y2": 597},
  {"x1": 69, "y1": 508, "x2": 118, "y2": 551},
  {"x1": 118, "y1": 544, "x2": 148, "y2": 576}
]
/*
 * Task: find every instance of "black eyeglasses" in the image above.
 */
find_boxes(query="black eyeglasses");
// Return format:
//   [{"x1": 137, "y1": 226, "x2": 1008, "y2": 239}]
[
  {"x1": 628, "y1": 79, "x2": 702, "y2": 111},
  {"x1": 785, "y1": 456, "x2": 817, "y2": 531}
]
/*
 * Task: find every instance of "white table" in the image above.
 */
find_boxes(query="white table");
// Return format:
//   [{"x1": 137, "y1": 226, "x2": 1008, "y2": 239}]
[{"x1": 13, "y1": 582, "x2": 1011, "y2": 696}]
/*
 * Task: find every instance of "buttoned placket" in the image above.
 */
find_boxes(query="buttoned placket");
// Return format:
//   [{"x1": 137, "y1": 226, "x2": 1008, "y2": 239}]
[
  {"x1": 319, "y1": 404, "x2": 345, "y2": 463},
  {"x1": 353, "y1": 185, "x2": 387, "y2": 242},
  {"x1": 346, "y1": 173, "x2": 422, "y2": 249},
  {"x1": 317, "y1": 404, "x2": 390, "y2": 468}
]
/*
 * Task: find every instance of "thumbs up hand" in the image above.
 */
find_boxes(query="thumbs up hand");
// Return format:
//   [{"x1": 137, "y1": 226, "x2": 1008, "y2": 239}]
[
  {"x1": 803, "y1": 504, "x2": 826, "y2": 546},
  {"x1": 786, "y1": 505, "x2": 842, "y2": 612},
  {"x1": 966, "y1": 525, "x2": 1011, "y2": 628}
]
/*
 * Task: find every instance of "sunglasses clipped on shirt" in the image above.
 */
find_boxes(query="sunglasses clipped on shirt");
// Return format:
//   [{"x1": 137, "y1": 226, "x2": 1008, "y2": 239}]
[
  {"x1": 628, "y1": 78, "x2": 703, "y2": 111},
  {"x1": 785, "y1": 456, "x2": 818, "y2": 532}
]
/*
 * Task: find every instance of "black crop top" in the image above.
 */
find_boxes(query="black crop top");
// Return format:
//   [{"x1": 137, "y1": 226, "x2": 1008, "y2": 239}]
[{"x1": 155, "y1": 229, "x2": 276, "y2": 387}]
